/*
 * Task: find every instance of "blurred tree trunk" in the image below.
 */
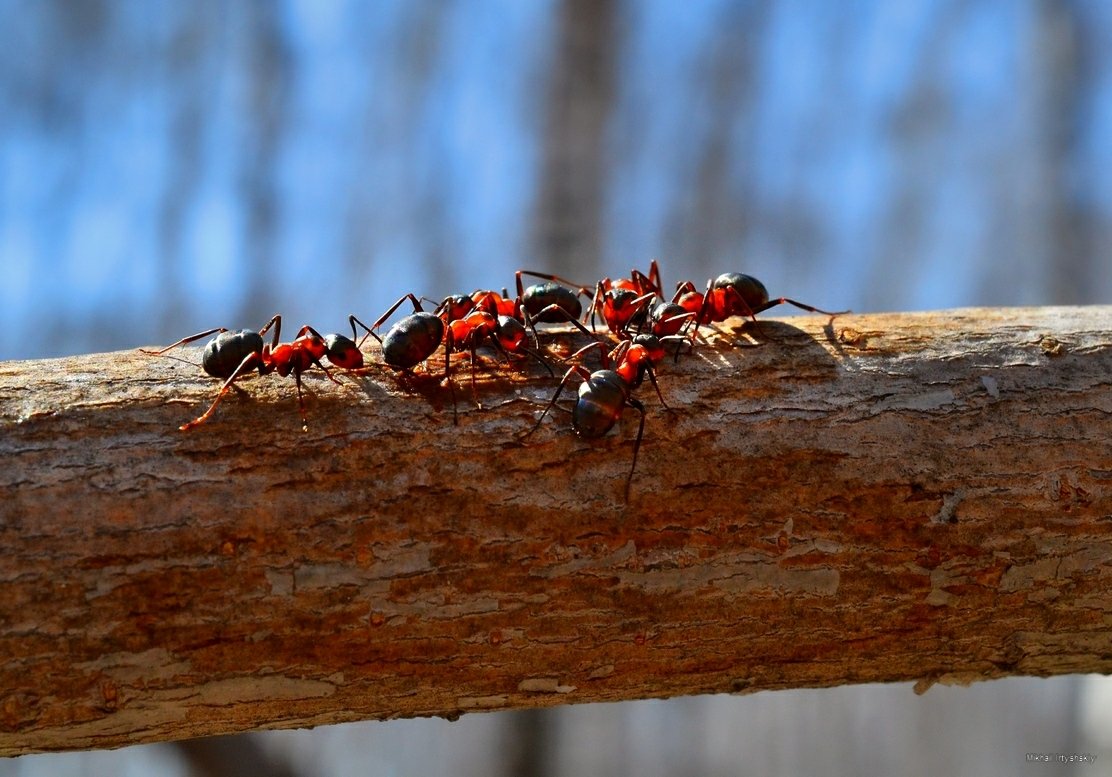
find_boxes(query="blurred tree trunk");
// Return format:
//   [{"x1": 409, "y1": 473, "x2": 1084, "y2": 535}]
[
  {"x1": 1036, "y1": 0, "x2": 1093, "y2": 305},
  {"x1": 240, "y1": 4, "x2": 291, "y2": 327},
  {"x1": 533, "y1": 0, "x2": 618, "y2": 283},
  {"x1": 176, "y1": 734, "x2": 303, "y2": 777}
]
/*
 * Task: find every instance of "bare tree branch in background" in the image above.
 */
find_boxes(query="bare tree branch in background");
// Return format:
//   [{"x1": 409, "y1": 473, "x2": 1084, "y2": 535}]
[
  {"x1": 175, "y1": 734, "x2": 303, "y2": 777},
  {"x1": 240, "y1": 5, "x2": 292, "y2": 328},
  {"x1": 677, "y1": 4, "x2": 766, "y2": 284},
  {"x1": 533, "y1": 0, "x2": 618, "y2": 282},
  {"x1": 1035, "y1": 0, "x2": 1091, "y2": 306},
  {"x1": 157, "y1": 4, "x2": 211, "y2": 342},
  {"x1": 502, "y1": 709, "x2": 555, "y2": 777}
]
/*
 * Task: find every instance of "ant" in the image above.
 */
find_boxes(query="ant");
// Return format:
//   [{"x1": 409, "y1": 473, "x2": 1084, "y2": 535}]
[
  {"x1": 587, "y1": 260, "x2": 693, "y2": 340},
  {"x1": 428, "y1": 269, "x2": 587, "y2": 336},
  {"x1": 437, "y1": 300, "x2": 556, "y2": 407},
  {"x1": 360, "y1": 293, "x2": 505, "y2": 424},
  {"x1": 674, "y1": 273, "x2": 849, "y2": 343},
  {"x1": 362, "y1": 290, "x2": 564, "y2": 422},
  {"x1": 442, "y1": 272, "x2": 592, "y2": 339},
  {"x1": 140, "y1": 315, "x2": 364, "y2": 431},
  {"x1": 429, "y1": 273, "x2": 592, "y2": 383},
  {"x1": 520, "y1": 330, "x2": 685, "y2": 501}
]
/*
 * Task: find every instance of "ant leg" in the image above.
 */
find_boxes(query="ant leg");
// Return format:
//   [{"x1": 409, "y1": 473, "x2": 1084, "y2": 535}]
[
  {"x1": 587, "y1": 281, "x2": 606, "y2": 332},
  {"x1": 679, "y1": 278, "x2": 715, "y2": 345},
  {"x1": 444, "y1": 327, "x2": 458, "y2": 425},
  {"x1": 752, "y1": 298, "x2": 851, "y2": 318},
  {"x1": 655, "y1": 309, "x2": 696, "y2": 335},
  {"x1": 293, "y1": 370, "x2": 310, "y2": 431},
  {"x1": 566, "y1": 340, "x2": 611, "y2": 367},
  {"x1": 654, "y1": 331, "x2": 694, "y2": 364},
  {"x1": 521, "y1": 364, "x2": 591, "y2": 439},
  {"x1": 469, "y1": 341, "x2": 482, "y2": 411},
  {"x1": 348, "y1": 314, "x2": 382, "y2": 345},
  {"x1": 257, "y1": 314, "x2": 282, "y2": 348},
  {"x1": 722, "y1": 286, "x2": 759, "y2": 323},
  {"x1": 705, "y1": 286, "x2": 765, "y2": 345},
  {"x1": 520, "y1": 307, "x2": 542, "y2": 352},
  {"x1": 369, "y1": 294, "x2": 425, "y2": 343},
  {"x1": 527, "y1": 309, "x2": 612, "y2": 367},
  {"x1": 179, "y1": 351, "x2": 261, "y2": 431},
  {"x1": 644, "y1": 365, "x2": 669, "y2": 410},
  {"x1": 530, "y1": 303, "x2": 599, "y2": 340},
  {"x1": 522, "y1": 346, "x2": 556, "y2": 377},
  {"x1": 608, "y1": 339, "x2": 631, "y2": 367},
  {"x1": 672, "y1": 280, "x2": 698, "y2": 304},
  {"x1": 292, "y1": 326, "x2": 346, "y2": 385},
  {"x1": 630, "y1": 268, "x2": 662, "y2": 297},
  {"x1": 496, "y1": 314, "x2": 556, "y2": 377},
  {"x1": 622, "y1": 292, "x2": 660, "y2": 338},
  {"x1": 308, "y1": 351, "x2": 343, "y2": 386},
  {"x1": 139, "y1": 327, "x2": 227, "y2": 356},
  {"x1": 623, "y1": 397, "x2": 647, "y2": 503}
]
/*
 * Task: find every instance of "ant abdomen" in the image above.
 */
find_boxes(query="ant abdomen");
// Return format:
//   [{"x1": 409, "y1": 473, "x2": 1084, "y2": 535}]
[
  {"x1": 712, "y1": 273, "x2": 769, "y2": 310},
  {"x1": 201, "y1": 330, "x2": 264, "y2": 379},
  {"x1": 522, "y1": 282, "x2": 583, "y2": 322},
  {"x1": 381, "y1": 312, "x2": 444, "y2": 370},
  {"x1": 572, "y1": 370, "x2": 628, "y2": 438}
]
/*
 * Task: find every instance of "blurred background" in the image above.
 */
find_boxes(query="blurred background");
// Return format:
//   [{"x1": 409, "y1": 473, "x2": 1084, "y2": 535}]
[{"x1": 1, "y1": 0, "x2": 1111, "y2": 774}]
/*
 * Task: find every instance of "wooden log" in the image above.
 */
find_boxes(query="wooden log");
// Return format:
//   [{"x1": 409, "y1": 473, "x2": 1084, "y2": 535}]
[{"x1": 0, "y1": 306, "x2": 1110, "y2": 755}]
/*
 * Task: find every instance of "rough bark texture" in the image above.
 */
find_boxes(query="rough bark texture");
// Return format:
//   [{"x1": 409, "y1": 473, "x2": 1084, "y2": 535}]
[{"x1": 1, "y1": 307, "x2": 1110, "y2": 755}]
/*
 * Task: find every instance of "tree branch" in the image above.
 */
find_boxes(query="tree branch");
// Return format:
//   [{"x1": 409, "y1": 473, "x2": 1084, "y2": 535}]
[{"x1": 1, "y1": 307, "x2": 1110, "y2": 755}]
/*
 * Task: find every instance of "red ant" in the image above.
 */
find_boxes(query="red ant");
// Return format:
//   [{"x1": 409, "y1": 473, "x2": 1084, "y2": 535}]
[
  {"x1": 587, "y1": 260, "x2": 693, "y2": 340},
  {"x1": 418, "y1": 274, "x2": 592, "y2": 403},
  {"x1": 674, "y1": 273, "x2": 848, "y2": 343},
  {"x1": 358, "y1": 292, "x2": 553, "y2": 423},
  {"x1": 438, "y1": 299, "x2": 555, "y2": 407},
  {"x1": 140, "y1": 315, "x2": 364, "y2": 430},
  {"x1": 521, "y1": 331, "x2": 684, "y2": 501},
  {"x1": 434, "y1": 269, "x2": 589, "y2": 326},
  {"x1": 440, "y1": 272, "x2": 592, "y2": 338}
]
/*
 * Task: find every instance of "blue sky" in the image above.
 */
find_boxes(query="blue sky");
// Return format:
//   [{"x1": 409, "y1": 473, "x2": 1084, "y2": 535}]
[{"x1": 0, "y1": 0, "x2": 1108, "y2": 359}]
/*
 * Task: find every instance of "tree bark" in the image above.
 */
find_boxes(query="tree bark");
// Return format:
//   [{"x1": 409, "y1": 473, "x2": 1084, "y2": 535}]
[{"x1": 1, "y1": 307, "x2": 1110, "y2": 755}]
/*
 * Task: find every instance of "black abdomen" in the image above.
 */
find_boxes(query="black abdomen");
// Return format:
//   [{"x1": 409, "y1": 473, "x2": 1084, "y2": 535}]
[{"x1": 201, "y1": 329, "x2": 264, "y2": 378}]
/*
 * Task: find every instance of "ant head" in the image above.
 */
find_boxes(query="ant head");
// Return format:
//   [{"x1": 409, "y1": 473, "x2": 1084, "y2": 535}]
[
  {"x1": 631, "y1": 334, "x2": 666, "y2": 364},
  {"x1": 606, "y1": 288, "x2": 640, "y2": 308},
  {"x1": 438, "y1": 294, "x2": 474, "y2": 322}
]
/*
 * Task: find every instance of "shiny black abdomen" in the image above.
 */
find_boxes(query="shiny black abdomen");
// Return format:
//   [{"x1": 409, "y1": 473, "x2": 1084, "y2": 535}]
[
  {"x1": 522, "y1": 282, "x2": 582, "y2": 322},
  {"x1": 201, "y1": 329, "x2": 264, "y2": 378},
  {"x1": 382, "y1": 312, "x2": 445, "y2": 369},
  {"x1": 572, "y1": 370, "x2": 629, "y2": 438},
  {"x1": 712, "y1": 273, "x2": 769, "y2": 310}
]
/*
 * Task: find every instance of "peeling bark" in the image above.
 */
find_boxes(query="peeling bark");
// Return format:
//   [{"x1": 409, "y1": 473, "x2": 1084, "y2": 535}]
[{"x1": 0, "y1": 307, "x2": 1110, "y2": 755}]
